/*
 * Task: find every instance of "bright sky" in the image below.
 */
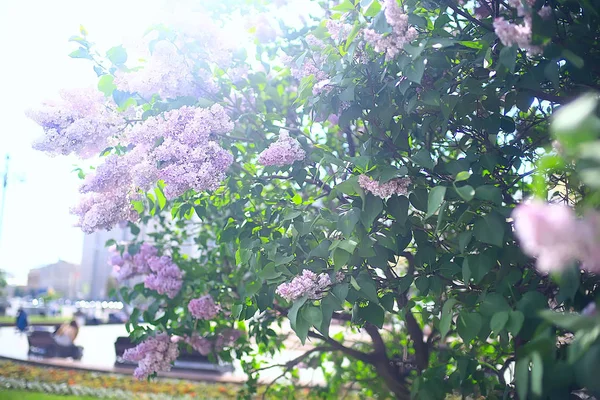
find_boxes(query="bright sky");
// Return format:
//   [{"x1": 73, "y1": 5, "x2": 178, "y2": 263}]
[
  {"x1": 0, "y1": 0, "x2": 318, "y2": 286},
  {"x1": 0, "y1": 0, "x2": 166, "y2": 285}
]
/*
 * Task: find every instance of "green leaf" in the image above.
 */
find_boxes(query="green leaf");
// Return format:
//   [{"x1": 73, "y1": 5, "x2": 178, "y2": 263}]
[
  {"x1": 338, "y1": 207, "x2": 361, "y2": 237},
  {"x1": 515, "y1": 357, "x2": 530, "y2": 400},
  {"x1": 361, "y1": 194, "x2": 384, "y2": 228},
  {"x1": 474, "y1": 213, "x2": 505, "y2": 247},
  {"x1": 333, "y1": 248, "x2": 351, "y2": 271},
  {"x1": 499, "y1": 45, "x2": 518, "y2": 73},
  {"x1": 531, "y1": 352, "x2": 544, "y2": 396},
  {"x1": 388, "y1": 196, "x2": 409, "y2": 225},
  {"x1": 454, "y1": 184, "x2": 475, "y2": 201},
  {"x1": 490, "y1": 311, "x2": 509, "y2": 335},
  {"x1": 426, "y1": 186, "x2": 446, "y2": 219},
  {"x1": 458, "y1": 231, "x2": 472, "y2": 253},
  {"x1": 302, "y1": 305, "x2": 323, "y2": 329},
  {"x1": 357, "y1": 302, "x2": 385, "y2": 328},
  {"x1": 404, "y1": 57, "x2": 426, "y2": 84},
  {"x1": 98, "y1": 75, "x2": 117, "y2": 96},
  {"x1": 245, "y1": 280, "x2": 262, "y2": 298},
  {"x1": 412, "y1": 148, "x2": 435, "y2": 169},
  {"x1": 454, "y1": 171, "x2": 471, "y2": 182},
  {"x1": 457, "y1": 311, "x2": 482, "y2": 343},
  {"x1": 475, "y1": 185, "x2": 502, "y2": 205},
  {"x1": 539, "y1": 310, "x2": 599, "y2": 332},
  {"x1": 440, "y1": 299, "x2": 457, "y2": 340},
  {"x1": 288, "y1": 296, "x2": 308, "y2": 328},
  {"x1": 507, "y1": 310, "x2": 525, "y2": 336},
  {"x1": 106, "y1": 45, "x2": 127, "y2": 65},
  {"x1": 309, "y1": 240, "x2": 332, "y2": 259},
  {"x1": 415, "y1": 276, "x2": 430, "y2": 295},
  {"x1": 69, "y1": 47, "x2": 92, "y2": 59},
  {"x1": 356, "y1": 271, "x2": 379, "y2": 303}
]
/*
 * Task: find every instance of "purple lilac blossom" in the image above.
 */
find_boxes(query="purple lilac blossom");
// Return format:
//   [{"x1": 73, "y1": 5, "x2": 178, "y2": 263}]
[
  {"x1": 123, "y1": 333, "x2": 179, "y2": 380},
  {"x1": 257, "y1": 131, "x2": 306, "y2": 167},
  {"x1": 188, "y1": 295, "x2": 220, "y2": 320},
  {"x1": 275, "y1": 269, "x2": 333, "y2": 301},
  {"x1": 215, "y1": 329, "x2": 242, "y2": 351},
  {"x1": 358, "y1": 174, "x2": 411, "y2": 198},
  {"x1": 26, "y1": 87, "x2": 124, "y2": 158},
  {"x1": 144, "y1": 255, "x2": 184, "y2": 298}
]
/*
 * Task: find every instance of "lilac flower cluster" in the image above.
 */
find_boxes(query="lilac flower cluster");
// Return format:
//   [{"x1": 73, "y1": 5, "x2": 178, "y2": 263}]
[
  {"x1": 114, "y1": 41, "x2": 210, "y2": 100},
  {"x1": 122, "y1": 333, "x2": 179, "y2": 380},
  {"x1": 358, "y1": 175, "x2": 411, "y2": 198},
  {"x1": 282, "y1": 53, "x2": 330, "y2": 95},
  {"x1": 184, "y1": 334, "x2": 212, "y2": 355},
  {"x1": 215, "y1": 328, "x2": 242, "y2": 351},
  {"x1": 27, "y1": 87, "x2": 124, "y2": 158},
  {"x1": 188, "y1": 295, "x2": 220, "y2": 320},
  {"x1": 182, "y1": 328, "x2": 242, "y2": 355},
  {"x1": 128, "y1": 105, "x2": 234, "y2": 199},
  {"x1": 109, "y1": 244, "x2": 183, "y2": 298},
  {"x1": 144, "y1": 256, "x2": 184, "y2": 299},
  {"x1": 257, "y1": 131, "x2": 306, "y2": 167},
  {"x1": 326, "y1": 20, "x2": 353, "y2": 42},
  {"x1": 363, "y1": 0, "x2": 418, "y2": 61},
  {"x1": 71, "y1": 190, "x2": 139, "y2": 234},
  {"x1": 493, "y1": 0, "x2": 548, "y2": 54},
  {"x1": 512, "y1": 201, "x2": 600, "y2": 273},
  {"x1": 275, "y1": 269, "x2": 333, "y2": 301}
]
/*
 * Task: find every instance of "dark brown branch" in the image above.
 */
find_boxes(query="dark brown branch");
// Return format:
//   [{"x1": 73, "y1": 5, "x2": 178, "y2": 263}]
[
  {"x1": 252, "y1": 345, "x2": 332, "y2": 373},
  {"x1": 345, "y1": 127, "x2": 356, "y2": 157},
  {"x1": 444, "y1": 1, "x2": 494, "y2": 31},
  {"x1": 308, "y1": 331, "x2": 373, "y2": 363}
]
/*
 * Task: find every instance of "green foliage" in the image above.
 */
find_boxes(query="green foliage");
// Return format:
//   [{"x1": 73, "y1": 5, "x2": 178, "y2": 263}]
[{"x1": 56, "y1": 0, "x2": 600, "y2": 398}]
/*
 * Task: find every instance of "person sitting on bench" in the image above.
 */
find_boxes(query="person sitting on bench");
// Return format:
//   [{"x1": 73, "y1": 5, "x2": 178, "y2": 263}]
[{"x1": 54, "y1": 320, "x2": 79, "y2": 347}]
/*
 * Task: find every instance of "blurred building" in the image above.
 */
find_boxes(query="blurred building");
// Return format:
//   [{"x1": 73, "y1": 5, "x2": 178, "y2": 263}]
[{"x1": 27, "y1": 260, "x2": 80, "y2": 298}]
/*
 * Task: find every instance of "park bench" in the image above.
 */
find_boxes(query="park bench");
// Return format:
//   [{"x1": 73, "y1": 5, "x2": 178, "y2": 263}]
[
  {"x1": 27, "y1": 330, "x2": 83, "y2": 360},
  {"x1": 114, "y1": 336, "x2": 233, "y2": 373}
]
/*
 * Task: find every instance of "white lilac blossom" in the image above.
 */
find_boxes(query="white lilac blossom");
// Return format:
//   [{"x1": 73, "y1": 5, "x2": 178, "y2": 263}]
[
  {"x1": 27, "y1": 87, "x2": 124, "y2": 158},
  {"x1": 358, "y1": 174, "x2": 411, "y2": 198},
  {"x1": 493, "y1": 0, "x2": 545, "y2": 54},
  {"x1": 363, "y1": 0, "x2": 418, "y2": 61},
  {"x1": 188, "y1": 295, "x2": 220, "y2": 320},
  {"x1": 122, "y1": 333, "x2": 179, "y2": 380},
  {"x1": 512, "y1": 201, "x2": 600, "y2": 273},
  {"x1": 257, "y1": 131, "x2": 306, "y2": 167},
  {"x1": 275, "y1": 269, "x2": 333, "y2": 301},
  {"x1": 326, "y1": 20, "x2": 353, "y2": 42}
]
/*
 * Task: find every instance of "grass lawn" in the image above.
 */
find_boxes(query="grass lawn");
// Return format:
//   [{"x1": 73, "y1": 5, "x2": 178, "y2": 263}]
[
  {"x1": 0, "y1": 390, "x2": 97, "y2": 400},
  {"x1": 0, "y1": 315, "x2": 69, "y2": 325}
]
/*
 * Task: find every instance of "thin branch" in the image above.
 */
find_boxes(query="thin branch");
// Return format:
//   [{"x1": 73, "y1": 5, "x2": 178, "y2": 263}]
[{"x1": 444, "y1": 0, "x2": 494, "y2": 31}]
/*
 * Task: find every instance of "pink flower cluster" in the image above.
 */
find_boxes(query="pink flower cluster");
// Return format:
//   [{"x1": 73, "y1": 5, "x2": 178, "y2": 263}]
[
  {"x1": 282, "y1": 54, "x2": 330, "y2": 95},
  {"x1": 358, "y1": 174, "x2": 411, "y2": 198},
  {"x1": 27, "y1": 87, "x2": 124, "y2": 158},
  {"x1": 326, "y1": 20, "x2": 353, "y2": 42},
  {"x1": 512, "y1": 201, "x2": 600, "y2": 273},
  {"x1": 493, "y1": 0, "x2": 547, "y2": 54},
  {"x1": 109, "y1": 244, "x2": 183, "y2": 298},
  {"x1": 363, "y1": 0, "x2": 418, "y2": 61},
  {"x1": 122, "y1": 333, "x2": 179, "y2": 380},
  {"x1": 275, "y1": 269, "x2": 333, "y2": 301},
  {"x1": 188, "y1": 295, "x2": 220, "y2": 320},
  {"x1": 257, "y1": 131, "x2": 306, "y2": 167}
]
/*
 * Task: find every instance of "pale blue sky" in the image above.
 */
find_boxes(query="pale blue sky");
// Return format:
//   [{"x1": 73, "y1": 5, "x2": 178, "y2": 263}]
[{"x1": 0, "y1": 0, "x2": 317, "y2": 286}]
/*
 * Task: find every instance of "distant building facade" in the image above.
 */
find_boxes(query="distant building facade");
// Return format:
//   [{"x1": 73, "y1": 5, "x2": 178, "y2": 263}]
[{"x1": 27, "y1": 260, "x2": 80, "y2": 298}]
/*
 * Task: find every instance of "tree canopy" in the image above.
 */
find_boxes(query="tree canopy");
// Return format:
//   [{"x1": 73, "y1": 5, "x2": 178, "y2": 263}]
[{"x1": 29, "y1": 0, "x2": 600, "y2": 398}]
